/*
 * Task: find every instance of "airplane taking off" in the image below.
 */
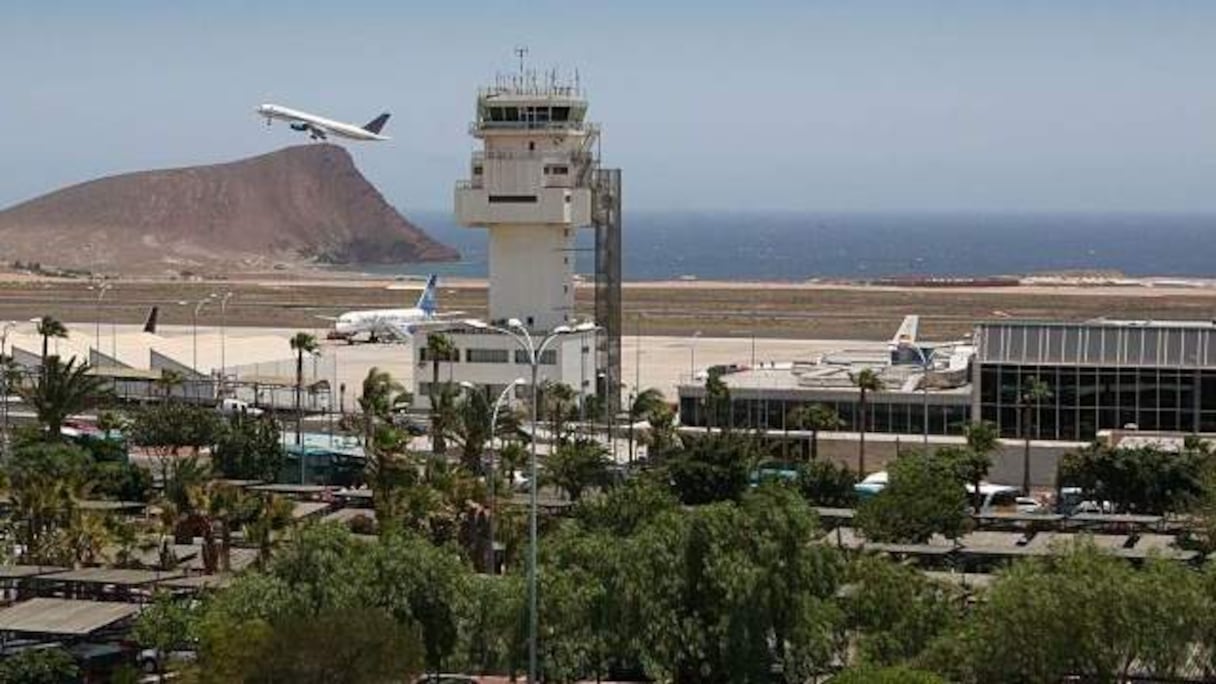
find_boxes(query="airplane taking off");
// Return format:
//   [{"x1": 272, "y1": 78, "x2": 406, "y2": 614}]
[
  {"x1": 256, "y1": 104, "x2": 391, "y2": 142},
  {"x1": 322, "y1": 275, "x2": 462, "y2": 343}
]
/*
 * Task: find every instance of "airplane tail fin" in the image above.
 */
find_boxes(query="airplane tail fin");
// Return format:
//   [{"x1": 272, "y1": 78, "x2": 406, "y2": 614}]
[
  {"x1": 142, "y1": 306, "x2": 159, "y2": 334},
  {"x1": 417, "y1": 275, "x2": 438, "y2": 316},
  {"x1": 362, "y1": 113, "x2": 391, "y2": 134}
]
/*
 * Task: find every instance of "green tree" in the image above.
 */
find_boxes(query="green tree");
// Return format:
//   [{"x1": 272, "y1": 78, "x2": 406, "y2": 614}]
[
  {"x1": 212, "y1": 413, "x2": 285, "y2": 481},
  {"x1": 831, "y1": 666, "x2": 946, "y2": 684},
  {"x1": 960, "y1": 420, "x2": 1000, "y2": 511},
  {"x1": 289, "y1": 332, "x2": 319, "y2": 462},
  {"x1": 797, "y1": 459, "x2": 857, "y2": 508},
  {"x1": 545, "y1": 437, "x2": 610, "y2": 501},
  {"x1": 855, "y1": 449, "x2": 969, "y2": 544},
  {"x1": 954, "y1": 541, "x2": 1207, "y2": 683},
  {"x1": 128, "y1": 402, "x2": 220, "y2": 490},
  {"x1": 1019, "y1": 376, "x2": 1052, "y2": 493},
  {"x1": 35, "y1": 315, "x2": 68, "y2": 371},
  {"x1": 1060, "y1": 442, "x2": 1210, "y2": 514},
  {"x1": 703, "y1": 367, "x2": 731, "y2": 432},
  {"x1": 665, "y1": 432, "x2": 755, "y2": 505},
  {"x1": 628, "y1": 387, "x2": 666, "y2": 461},
  {"x1": 18, "y1": 357, "x2": 107, "y2": 440},
  {"x1": 0, "y1": 646, "x2": 79, "y2": 684},
  {"x1": 844, "y1": 555, "x2": 961, "y2": 667},
  {"x1": 450, "y1": 386, "x2": 492, "y2": 473},
  {"x1": 425, "y1": 331, "x2": 456, "y2": 455},
  {"x1": 133, "y1": 592, "x2": 195, "y2": 681},
  {"x1": 787, "y1": 403, "x2": 843, "y2": 461},
  {"x1": 850, "y1": 368, "x2": 883, "y2": 476}
]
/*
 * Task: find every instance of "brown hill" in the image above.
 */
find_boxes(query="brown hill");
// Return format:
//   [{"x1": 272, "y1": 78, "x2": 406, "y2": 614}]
[{"x1": 0, "y1": 144, "x2": 459, "y2": 275}]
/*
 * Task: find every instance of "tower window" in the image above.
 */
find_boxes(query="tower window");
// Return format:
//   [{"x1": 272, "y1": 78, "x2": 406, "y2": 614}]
[
  {"x1": 544, "y1": 165, "x2": 569, "y2": 175},
  {"x1": 472, "y1": 165, "x2": 483, "y2": 176},
  {"x1": 528, "y1": 141, "x2": 535, "y2": 151}
]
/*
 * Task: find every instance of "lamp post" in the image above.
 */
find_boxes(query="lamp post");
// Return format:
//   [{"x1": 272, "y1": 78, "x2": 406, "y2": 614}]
[
  {"x1": 461, "y1": 318, "x2": 597, "y2": 684},
  {"x1": 690, "y1": 330, "x2": 701, "y2": 381},
  {"x1": 462, "y1": 377, "x2": 524, "y2": 575},
  {"x1": 219, "y1": 292, "x2": 234, "y2": 388},
  {"x1": 89, "y1": 282, "x2": 111, "y2": 364},
  {"x1": 1, "y1": 321, "x2": 14, "y2": 459},
  {"x1": 904, "y1": 344, "x2": 933, "y2": 449}
]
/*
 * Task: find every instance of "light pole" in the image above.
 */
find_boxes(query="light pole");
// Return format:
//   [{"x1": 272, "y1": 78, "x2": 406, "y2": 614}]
[
  {"x1": 1, "y1": 321, "x2": 14, "y2": 459},
  {"x1": 689, "y1": 330, "x2": 702, "y2": 381},
  {"x1": 219, "y1": 292, "x2": 234, "y2": 388},
  {"x1": 905, "y1": 344, "x2": 933, "y2": 449},
  {"x1": 89, "y1": 282, "x2": 111, "y2": 364},
  {"x1": 462, "y1": 318, "x2": 597, "y2": 684},
  {"x1": 462, "y1": 377, "x2": 524, "y2": 574}
]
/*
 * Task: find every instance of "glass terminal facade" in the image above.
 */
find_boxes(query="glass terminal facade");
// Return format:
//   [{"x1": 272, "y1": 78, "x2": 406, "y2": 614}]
[{"x1": 976, "y1": 321, "x2": 1216, "y2": 441}]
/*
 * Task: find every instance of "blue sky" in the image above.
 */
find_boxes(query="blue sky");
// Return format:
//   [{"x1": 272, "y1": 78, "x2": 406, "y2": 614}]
[{"x1": 2, "y1": 1, "x2": 1213, "y2": 213}]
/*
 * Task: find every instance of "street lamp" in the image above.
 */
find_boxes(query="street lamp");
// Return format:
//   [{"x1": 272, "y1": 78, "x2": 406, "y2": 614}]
[
  {"x1": 903, "y1": 344, "x2": 933, "y2": 449},
  {"x1": 461, "y1": 318, "x2": 597, "y2": 684},
  {"x1": 1, "y1": 321, "x2": 14, "y2": 459},
  {"x1": 218, "y1": 292, "x2": 234, "y2": 387},
  {"x1": 462, "y1": 377, "x2": 525, "y2": 574},
  {"x1": 88, "y1": 282, "x2": 111, "y2": 364}
]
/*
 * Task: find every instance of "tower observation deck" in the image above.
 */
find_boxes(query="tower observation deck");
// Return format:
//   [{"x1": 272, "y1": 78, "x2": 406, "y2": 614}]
[
  {"x1": 455, "y1": 72, "x2": 600, "y2": 332},
  {"x1": 437, "y1": 67, "x2": 621, "y2": 416}
]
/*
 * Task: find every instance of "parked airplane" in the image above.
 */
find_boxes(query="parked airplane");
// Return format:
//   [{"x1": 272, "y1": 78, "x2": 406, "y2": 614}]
[
  {"x1": 256, "y1": 104, "x2": 391, "y2": 142},
  {"x1": 322, "y1": 275, "x2": 460, "y2": 343}
]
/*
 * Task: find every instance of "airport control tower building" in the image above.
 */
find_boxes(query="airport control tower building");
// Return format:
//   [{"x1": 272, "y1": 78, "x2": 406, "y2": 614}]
[{"x1": 415, "y1": 66, "x2": 622, "y2": 413}]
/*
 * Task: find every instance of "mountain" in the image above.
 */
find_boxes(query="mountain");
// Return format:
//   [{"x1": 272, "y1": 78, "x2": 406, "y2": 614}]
[{"x1": 0, "y1": 145, "x2": 459, "y2": 275}]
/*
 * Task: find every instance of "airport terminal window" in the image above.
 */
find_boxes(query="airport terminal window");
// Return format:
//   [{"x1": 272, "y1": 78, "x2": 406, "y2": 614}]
[
  {"x1": 419, "y1": 346, "x2": 459, "y2": 363},
  {"x1": 514, "y1": 349, "x2": 556, "y2": 365},
  {"x1": 466, "y1": 348, "x2": 509, "y2": 364}
]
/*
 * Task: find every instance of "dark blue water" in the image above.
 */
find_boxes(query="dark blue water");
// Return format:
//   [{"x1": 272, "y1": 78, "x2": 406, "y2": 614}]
[{"x1": 376, "y1": 210, "x2": 1216, "y2": 281}]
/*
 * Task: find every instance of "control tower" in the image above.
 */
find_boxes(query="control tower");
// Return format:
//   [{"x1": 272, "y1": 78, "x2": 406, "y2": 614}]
[
  {"x1": 454, "y1": 71, "x2": 597, "y2": 330},
  {"x1": 416, "y1": 64, "x2": 621, "y2": 414}
]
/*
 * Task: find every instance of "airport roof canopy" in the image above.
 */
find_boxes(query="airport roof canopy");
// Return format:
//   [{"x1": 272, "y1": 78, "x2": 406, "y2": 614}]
[
  {"x1": 0, "y1": 565, "x2": 68, "y2": 580},
  {"x1": 1069, "y1": 513, "x2": 1164, "y2": 527},
  {"x1": 159, "y1": 574, "x2": 235, "y2": 591},
  {"x1": 41, "y1": 568, "x2": 182, "y2": 586},
  {"x1": 0, "y1": 598, "x2": 139, "y2": 635},
  {"x1": 247, "y1": 483, "x2": 330, "y2": 495}
]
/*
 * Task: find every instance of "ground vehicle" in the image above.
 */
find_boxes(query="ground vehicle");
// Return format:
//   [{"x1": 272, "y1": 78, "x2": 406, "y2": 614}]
[
  {"x1": 217, "y1": 398, "x2": 263, "y2": 418},
  {"x1": 853, "y1": 471, "x2": 1023, "y2": 511}
]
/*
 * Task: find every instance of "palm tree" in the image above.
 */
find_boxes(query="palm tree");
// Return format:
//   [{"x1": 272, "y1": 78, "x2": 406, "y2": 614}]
[
  {"x1": 155, "y1": 369, "x2": 184, "y2": 401},
  {"x1": 36, "y1": 315, "x2": 68, "y2": 372},
  {"x1": 1020, "y1": 376, "x2": 1053, "y2": 493},
  {"x1": 246, "y1": 494, "x2": 294, "y2": 569},
  {"x1": 425, "y1": 332, "x2": 456, "y2": 456},
  {"x1": 787, "y1": 403, "x2": 843, "y2": 461},
  {"x1": 628, "y1": 388, "x2": 666, "y2": 462},
  {"x1": 450, "y1": 389, "x2": 492, "y2": 474},
  {"x1": 963, "y1": 420, "x2": 1000, "y2": 511},
  {"x1": 703, "y1": 368, "x2": 731, "y2": 432},
  {"x1": 289, "y1": 332, "x2": 318, "y2": 480},
  {"x1": 850, "y1": 368, "x2": 883, "y2": 477},
  {"x1": 18, "y1": 357, "x2": 107, "y2": 440}
]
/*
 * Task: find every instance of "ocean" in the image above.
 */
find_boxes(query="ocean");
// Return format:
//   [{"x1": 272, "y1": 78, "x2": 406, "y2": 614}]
[{"x1": 376, "y1": 210, "x2": 1216, "y2": 281}]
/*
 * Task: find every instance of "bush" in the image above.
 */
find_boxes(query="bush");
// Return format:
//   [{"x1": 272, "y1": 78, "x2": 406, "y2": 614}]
[{"x1": 798, "y1": 460, "x2": 858, "y2": 507}]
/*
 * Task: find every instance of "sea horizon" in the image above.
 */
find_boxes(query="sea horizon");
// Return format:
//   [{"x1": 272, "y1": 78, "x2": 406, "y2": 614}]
[{"x1": 369, "y1": 209, "x2": 1216, "y2": 282}]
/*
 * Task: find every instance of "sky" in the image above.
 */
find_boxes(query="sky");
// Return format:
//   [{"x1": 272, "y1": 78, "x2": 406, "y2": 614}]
[{"x1": 1, "y1": 1, "x2": 1214, "y2": 213}]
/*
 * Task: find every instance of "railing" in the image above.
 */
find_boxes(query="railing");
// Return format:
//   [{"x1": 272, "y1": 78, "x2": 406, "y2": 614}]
[
  {"x1": 470, "y1": 121, "x2": 600, "y2": 135},
  {"x1": 472, "y1": 150, "x2": 596, "y2": 163}
]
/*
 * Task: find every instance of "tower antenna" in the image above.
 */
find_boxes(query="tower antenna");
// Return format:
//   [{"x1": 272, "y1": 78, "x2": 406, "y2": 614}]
[{"x1": 514, "y1": 46, "x2": 528, "y2": 78}]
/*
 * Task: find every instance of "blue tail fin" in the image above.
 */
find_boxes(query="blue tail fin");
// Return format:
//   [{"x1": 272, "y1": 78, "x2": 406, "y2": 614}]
[{"x1": 417, "y1": 275, "x2": 438, "y2": 316}]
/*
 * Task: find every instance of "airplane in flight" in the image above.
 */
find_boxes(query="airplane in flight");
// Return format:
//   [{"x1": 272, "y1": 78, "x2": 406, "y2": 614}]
[
  {"x1": 322, "y1": 275, "x2": 462, "y2": 343},
  {"x1": 256, "y1": 104, "x2": 391, "y2": 142}
]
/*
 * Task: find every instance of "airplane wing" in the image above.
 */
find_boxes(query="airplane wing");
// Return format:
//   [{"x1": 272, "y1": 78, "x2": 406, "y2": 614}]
[{"x1": 314, "y1": 315, "x2": 339, "y2": 322}]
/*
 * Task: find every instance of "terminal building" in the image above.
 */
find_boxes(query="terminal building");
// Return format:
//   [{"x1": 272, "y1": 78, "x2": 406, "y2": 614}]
[
  {"x1": 677, "y1": 319, "x2": 976, "y2": 437},
  {"x1": 416, "y1": 66, "x2": 622, "y2": 411},
  {"x1": 974, "y1": 319, "x2": 1216, "y2": 441},
  {"x1": 677, "y1": 317, "x2": 1216, "y2": 447}
]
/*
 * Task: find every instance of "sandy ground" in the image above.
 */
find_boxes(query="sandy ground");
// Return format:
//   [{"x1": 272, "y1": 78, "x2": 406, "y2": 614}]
[
  {"x1": 74, "y1": 323, "x2": 855, "y2": 404},
  {"x1": 4, "y1": 275, "x2": 1216, "y2": 343}
]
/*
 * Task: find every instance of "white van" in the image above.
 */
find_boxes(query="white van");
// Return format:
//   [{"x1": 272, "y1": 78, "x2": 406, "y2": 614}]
[{"x1": 217, "y1": 398, "x2": 264, "y2": 418}]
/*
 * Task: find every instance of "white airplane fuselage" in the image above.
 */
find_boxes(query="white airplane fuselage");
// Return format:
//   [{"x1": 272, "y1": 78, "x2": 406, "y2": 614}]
[
  {"x1": 335, "y1": 308, "x2": 431, "y2": 338},
  {"x1": 257, "y1": 104, "x2": 390, "y2": 141}
]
